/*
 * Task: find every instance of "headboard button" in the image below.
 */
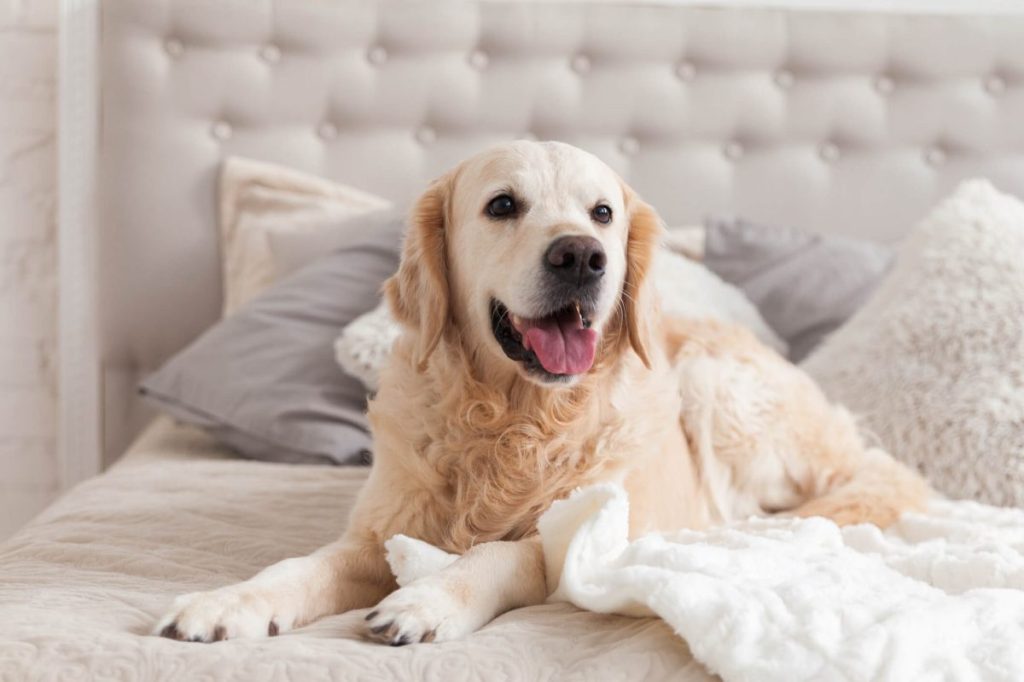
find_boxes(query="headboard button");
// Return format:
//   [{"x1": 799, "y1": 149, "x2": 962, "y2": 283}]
[
  {"x1": 318, "y1": 122, "x2": 338, "y2": 140},
  {"x1": 675, "y1": 61, "x2": 697, "y2": 82},
  {"x1": 619, "y1": 136, "x2": 639, "y2": 155},
  {"x1": 260, "y1": 44, "x2": 281, "y2": 64},
  {"x1": 468, "y1": 50, "x2": 489, "y2": 70},
  {"x1": 924, "y1": 146, "x2": 946, "y2": 166},
  {"x1": 984, "y1": 74, "x2": 1006, "y2": 95},
  {"x1": 873, "y1": 75, "x2": 895, "y2": 95},
  {"x1": 818, "y1": 142, "x2": 840, "y2": 163},
  {"x1": 367, "y1": 45, "x2": 388, "y2": 66},
  {"x1": 416, "y1": 126, "x2": 437, "y2": 145},
  {"x1": 723, "y1": 141, "x2": 744, "y2": 161},
  {"x1": 211, "y1": 121, "x2": 232, "y2": 141},
  {"x1": 571, "y1": 54, "x2": 591, "y2": 74},
  {"x1": 774, "y1": 69, "x2": 794, "y2": 89},
  {"x1": 164, "y1": 38, "x2": 184, "y2": 58}
]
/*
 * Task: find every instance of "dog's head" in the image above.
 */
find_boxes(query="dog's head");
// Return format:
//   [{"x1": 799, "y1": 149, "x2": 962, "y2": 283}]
[{"x1": 386, "y1": 140, "x2": 662, "y2": 387}]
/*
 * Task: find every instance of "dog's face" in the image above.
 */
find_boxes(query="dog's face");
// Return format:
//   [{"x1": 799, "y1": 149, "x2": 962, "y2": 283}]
[{"x1": 387, "y1": 141, "x2": 660, "y2": 386}]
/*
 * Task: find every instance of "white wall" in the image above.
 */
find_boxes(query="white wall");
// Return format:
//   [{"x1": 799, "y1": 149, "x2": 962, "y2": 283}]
[{"x1": 0, "y1": 0, "x2": 57, "y2": 539}]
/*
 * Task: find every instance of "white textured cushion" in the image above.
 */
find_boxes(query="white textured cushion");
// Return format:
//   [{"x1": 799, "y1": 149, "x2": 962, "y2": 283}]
[
  {"x1": 218, "y1": 157, "x2": 391, "y2": 315},
  {"x1": 804, "y1": 179, "x2": 1024, "y2": 507}
]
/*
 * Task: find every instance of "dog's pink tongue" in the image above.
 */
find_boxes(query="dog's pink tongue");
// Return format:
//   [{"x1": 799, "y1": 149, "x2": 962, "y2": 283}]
[{"x1": 523, "y1": 316, "x2": 597, "y2": 375}]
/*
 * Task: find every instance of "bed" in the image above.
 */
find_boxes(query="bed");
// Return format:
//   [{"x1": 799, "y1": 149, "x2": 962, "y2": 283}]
[
  {"x1": 0, "y1": 417, "x2": 708, "y2": 679},
  {"x1": 5, "y1": 0, "x2": 1024, "y2": 679}
]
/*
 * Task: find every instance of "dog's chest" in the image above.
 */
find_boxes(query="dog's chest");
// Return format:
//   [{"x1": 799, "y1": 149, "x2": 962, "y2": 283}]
[{"x1": 431, "y1": 415, "x2": 630, "y2": 551}]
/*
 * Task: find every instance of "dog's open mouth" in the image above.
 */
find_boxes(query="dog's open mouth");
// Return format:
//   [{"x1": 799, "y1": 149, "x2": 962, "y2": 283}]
[{"x1": 491, "y1": 299, "x2": 598, "y2": 380}]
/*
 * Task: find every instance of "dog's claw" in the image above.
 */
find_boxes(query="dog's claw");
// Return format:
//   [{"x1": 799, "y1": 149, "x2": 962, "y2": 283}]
[{"x1": 370, "y1": 621, "x2": 393, "y2": 635}]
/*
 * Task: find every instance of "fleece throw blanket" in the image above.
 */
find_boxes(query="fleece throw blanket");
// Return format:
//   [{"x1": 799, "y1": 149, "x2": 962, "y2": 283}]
[{"x1": 387, "y1": 485, "x2": 1024, "y2": 682}]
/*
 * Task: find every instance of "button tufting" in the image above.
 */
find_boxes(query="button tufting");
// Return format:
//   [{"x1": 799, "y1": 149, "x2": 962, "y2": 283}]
[
  {"x1": 924, "y1": 146, "x2": 946, "y2": 166},
  {"x1": 164, "y1": 38, "x2": 184, "y2": 58},
  {"x1": 211, "y1": 121, "x2": 232, "y2": 141},
  {"x1": 318, "y1": 122, "x2": 338, "y2": 140},
  {"x1": 722, "y1": 141, "x2": 744, "y2": 161},
  {"x1": 467, "y1": 50, "x2": 489, "y2": 70},
  {"x1": 774, "y1": 69, "x2": 795, "y2": 89},
  {"x1": 416, "y1": 126, "x2": 436, "y2": 145},
  {"x1": 367, "y1": 45, "x2": 387, "y2": 65},
  {"x1": 619, "y1": 137, "x2": 639, "y2": 155},
  {"x1": 984, "y1": 73, "x2": 1006, "y2": 95},
  {"x1": 818, "y1": 142, "x2": 840, "y2": 163},
  {"x1": 260, "y1": 44, "x2": 281, "y2": 64},
  {"x1": 675, "y1": 61, "x2": 697, "y2": 82},
  {"x1": 570, "y1": 54, "x2": 591, "y2": 74},
  {"x1": 874, "y1": 75, "x2": 895, "y2": 95}
]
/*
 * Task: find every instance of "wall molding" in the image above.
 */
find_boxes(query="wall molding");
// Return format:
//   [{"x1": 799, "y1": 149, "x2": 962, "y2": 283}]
[{"x1": 57, "y1": 0, "x2": 100, "y2": 490}]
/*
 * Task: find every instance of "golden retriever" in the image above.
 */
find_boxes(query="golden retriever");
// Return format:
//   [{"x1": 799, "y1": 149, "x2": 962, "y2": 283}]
[{"x1": 156, "y1": 141, "x2": 929, "y2": 645}]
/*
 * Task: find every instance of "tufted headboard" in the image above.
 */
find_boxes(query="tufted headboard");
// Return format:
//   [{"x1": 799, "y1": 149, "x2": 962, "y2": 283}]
[{"x1": 58, "y1": 0, "x2": 1024, "y2": 485}]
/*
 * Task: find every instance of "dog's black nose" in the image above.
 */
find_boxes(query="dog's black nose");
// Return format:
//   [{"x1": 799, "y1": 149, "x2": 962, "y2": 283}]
[{"x1": 544, "y1": 235, "x2": 606, "y2": 287}]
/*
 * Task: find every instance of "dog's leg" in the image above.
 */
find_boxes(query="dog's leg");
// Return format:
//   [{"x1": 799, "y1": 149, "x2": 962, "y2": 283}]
[
  {"x1": 794, "y1": 447, "x2": 930, "y2": 528},
  {"x1": 363, "y1": 537, "x2": 546, "y2": 645},
  {"x1": 668, "y1": 317, "x2": 931, "y2": 530},
  {"x1": 154, "y1": 540, "x2": 392, "y2": 642}
]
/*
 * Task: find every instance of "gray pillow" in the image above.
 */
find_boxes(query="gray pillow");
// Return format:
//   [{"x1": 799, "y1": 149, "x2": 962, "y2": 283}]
[
  {"x1": 140, "y1": 214, "x2": 404, "y2": 465},
  {"x1": 703, "y1": 218, "x2": 894, "y2": 362}
]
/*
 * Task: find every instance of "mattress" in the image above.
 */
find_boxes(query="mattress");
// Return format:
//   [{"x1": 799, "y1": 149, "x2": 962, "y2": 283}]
[{"x1": 0, "y1": 418, "x2": 714, "y2": 681}]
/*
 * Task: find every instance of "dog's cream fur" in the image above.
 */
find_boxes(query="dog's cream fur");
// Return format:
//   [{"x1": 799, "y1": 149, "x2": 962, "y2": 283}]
[{"x1": 156, "y1": 142, "x2": 929, "y2": 645}]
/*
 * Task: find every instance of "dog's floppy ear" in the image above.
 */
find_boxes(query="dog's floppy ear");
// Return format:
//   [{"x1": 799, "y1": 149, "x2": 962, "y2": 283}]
[
  {"x1": 618, "y1": 183, "x2": 663, "y2": 369},
  {"x1": 385, "y1": 174, "x2": 454, "y2": 371}
]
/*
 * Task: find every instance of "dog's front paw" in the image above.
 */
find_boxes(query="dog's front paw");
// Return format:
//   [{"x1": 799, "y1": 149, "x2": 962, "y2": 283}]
[
  {"x1": 154, "y1": 586, "x2": 290, "y2": 643},
  {"x1": 364, "y1": 579, "x2": 480, "y2": 646}
]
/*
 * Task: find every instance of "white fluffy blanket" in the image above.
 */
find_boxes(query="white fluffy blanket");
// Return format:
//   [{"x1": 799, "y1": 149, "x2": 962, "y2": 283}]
[{"x1": 389, "y1": 486, "x2": 1024, "y2": 682}]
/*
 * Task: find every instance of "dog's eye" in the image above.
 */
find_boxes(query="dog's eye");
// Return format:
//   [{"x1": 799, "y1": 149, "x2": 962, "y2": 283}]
[
  {"x1": 486, "y1": 194, "x2": 517, "y2": 219},
  {"x1": 592, "y1": 204, "x2": 613, "y2": 224}
]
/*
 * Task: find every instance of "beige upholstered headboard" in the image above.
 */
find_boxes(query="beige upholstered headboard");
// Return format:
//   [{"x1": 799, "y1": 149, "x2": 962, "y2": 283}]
[{"x1": 58, "y1": 0, "x2": 1024, "y2": 485}]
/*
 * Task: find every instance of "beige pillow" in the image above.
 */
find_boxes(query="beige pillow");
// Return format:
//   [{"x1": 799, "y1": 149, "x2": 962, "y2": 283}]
[
  {"x1": 663, "y1": 225, "x2": 706, "y2": 261},
  {"x1": 218, "y1": 157, "x2": 391, "y2": 315}
]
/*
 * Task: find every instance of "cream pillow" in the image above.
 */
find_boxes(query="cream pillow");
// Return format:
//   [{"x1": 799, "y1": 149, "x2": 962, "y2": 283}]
[
  {"x1": 803, "y1": 179, "x2": 1024, "y2": 507},
  {"x1": 218, "y1": 157, "x2": 391, "y2": 314}
]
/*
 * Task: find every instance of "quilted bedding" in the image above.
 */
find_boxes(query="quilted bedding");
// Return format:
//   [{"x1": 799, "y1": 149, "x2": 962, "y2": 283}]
[{"x1": 0, "y1": 418, "x2": 711, "y2": 682}]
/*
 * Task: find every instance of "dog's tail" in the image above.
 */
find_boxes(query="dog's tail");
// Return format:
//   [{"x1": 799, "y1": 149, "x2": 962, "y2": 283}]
[{"x1": 794, "y1": 446, "x2": 931, "y2": 528}]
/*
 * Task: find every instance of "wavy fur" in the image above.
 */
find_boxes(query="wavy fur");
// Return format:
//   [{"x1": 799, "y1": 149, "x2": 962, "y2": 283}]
[{"x1": 156, "y1": 142, "x2": 930, "y2": 647}]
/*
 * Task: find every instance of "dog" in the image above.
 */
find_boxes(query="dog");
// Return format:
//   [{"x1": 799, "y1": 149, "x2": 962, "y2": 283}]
[{"x1": 155, "y1": 140, "x2": 929, "y2": 645}]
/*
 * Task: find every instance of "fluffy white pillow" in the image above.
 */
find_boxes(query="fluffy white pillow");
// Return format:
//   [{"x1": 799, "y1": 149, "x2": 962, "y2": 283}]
[
  {"x1": 218, "y1": 157, "x2": 391, "y2": 314},
  {"x1": 335, "y1": 247, "x2": 788, "y2": 392},
  {"x1": 803, "y1": 179, "x2": 1024, "y2": 507}
]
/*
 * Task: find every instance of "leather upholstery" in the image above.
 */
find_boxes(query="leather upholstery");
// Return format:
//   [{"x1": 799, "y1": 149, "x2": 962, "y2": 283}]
[{"x1": 98, "y1": 0, "x2": 1024, "y2": 459}]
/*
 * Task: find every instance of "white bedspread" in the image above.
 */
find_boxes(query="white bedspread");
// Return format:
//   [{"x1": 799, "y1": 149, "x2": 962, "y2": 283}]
[
  {"x1": 535, "y1": 485, "x2": 1024, "y2": 682},
  {"x1": 393, "y1": 485, "x2": 1024, "y2": 682},
  {"x1": 0, "y1": 419, "x2": 711, "y2": 681}
]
